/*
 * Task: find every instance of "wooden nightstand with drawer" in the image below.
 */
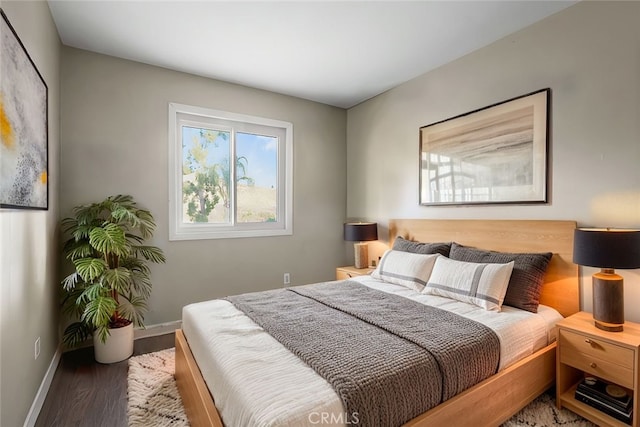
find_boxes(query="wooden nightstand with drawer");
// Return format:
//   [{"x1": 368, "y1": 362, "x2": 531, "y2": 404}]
[
  {"x1": 556, "y1": 311, "x2": 640, "y2": 427},
  {"x1": 335, "y1": 266, "x2": 374, "y2": 280}
]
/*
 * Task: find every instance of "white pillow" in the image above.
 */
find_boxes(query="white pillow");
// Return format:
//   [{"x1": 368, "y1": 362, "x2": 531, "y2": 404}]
[
  {"x1": 422, "y1": 256, "x2": 514, "y2": 311},
  {"x1": 371, "y1": 250, "x2": 440, "y2": 291}
]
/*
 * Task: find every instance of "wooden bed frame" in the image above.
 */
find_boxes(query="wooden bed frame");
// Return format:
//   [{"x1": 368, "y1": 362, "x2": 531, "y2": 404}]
[{"x1": 175, "y1": 219, "x2": 579, "y2": 427}]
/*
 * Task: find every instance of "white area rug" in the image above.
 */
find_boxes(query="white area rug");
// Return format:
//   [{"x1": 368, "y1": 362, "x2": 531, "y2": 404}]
[
  {"x1": 502, "y1": 391, "x2": 596, "y2": 427},
  {"x1": 127, "y1": 348, "x2": 596, "y2": 426},
  {"x1": 128, "y1": 348, "x2": 189, "y2": 426}
]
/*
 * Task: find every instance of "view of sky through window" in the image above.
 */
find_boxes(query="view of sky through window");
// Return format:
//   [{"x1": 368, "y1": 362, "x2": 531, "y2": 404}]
[{"x1": 181, "y1": 126, "x2": 278, "y2": 224}]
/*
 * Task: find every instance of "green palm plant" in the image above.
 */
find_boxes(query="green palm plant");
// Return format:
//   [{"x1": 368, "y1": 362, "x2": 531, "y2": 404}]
[{"x1": 61, "y1": 195, "x2": 166, "y2": 347}]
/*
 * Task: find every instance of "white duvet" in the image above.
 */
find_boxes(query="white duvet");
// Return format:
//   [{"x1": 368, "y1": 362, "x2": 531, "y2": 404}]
[{"x1": 181, "y1": 276, "x2": 562, "y2": 427}]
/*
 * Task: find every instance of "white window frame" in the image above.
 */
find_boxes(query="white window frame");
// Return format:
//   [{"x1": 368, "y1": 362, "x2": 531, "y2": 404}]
[{"x1": 169, "y1": 103, "x2": 293, "y2": 240}]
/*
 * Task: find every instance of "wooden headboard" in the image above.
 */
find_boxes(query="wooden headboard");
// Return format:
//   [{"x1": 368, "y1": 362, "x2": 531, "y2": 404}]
[{"x1": 388, "y1": 219, "x2": 579, "y2": 318}]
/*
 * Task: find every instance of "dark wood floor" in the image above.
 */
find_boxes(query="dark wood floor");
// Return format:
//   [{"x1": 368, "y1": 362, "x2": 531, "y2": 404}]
[{"x1": 35, "y1": 333, "x2": 175, "y2": 427}]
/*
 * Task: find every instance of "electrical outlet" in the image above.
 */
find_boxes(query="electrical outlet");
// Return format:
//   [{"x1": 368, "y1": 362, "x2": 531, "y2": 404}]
[
  {"x1": 283, "y1": 273, "x2": 290, "y2": 285},
  {"x1": 34, "y1": 337, "x2": 40, "y2": 360}
]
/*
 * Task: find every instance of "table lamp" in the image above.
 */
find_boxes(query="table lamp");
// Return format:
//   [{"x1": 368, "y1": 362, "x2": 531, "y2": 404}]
[
  {"x1": 344, "y1": 222, "x2": 378, "y2": 269},
  {"x1": 573, "y1": 228, "x2": 640, "y2": 332}
]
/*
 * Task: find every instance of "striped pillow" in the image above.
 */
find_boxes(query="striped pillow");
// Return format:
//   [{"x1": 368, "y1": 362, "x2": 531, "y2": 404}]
[
  {"x1": 422, "y1": 257, "x2": 514, "y2": 311},
  {"x1": 371, "y1": 250, "x2": 440, "y2": 292},
  {"x1": 448, "y1": 243, "x2": 552, "y2": 313}
]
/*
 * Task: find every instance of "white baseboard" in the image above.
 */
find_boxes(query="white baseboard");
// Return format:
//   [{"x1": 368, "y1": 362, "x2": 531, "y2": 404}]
[
  {"x1": 134, "y1": 320, "x2": 182, "y2": 340},
  {"x1": 23, "y1": 345, "x2": 62, "y2": 427},
  {"x1": 67, "y1": 319, "x2": 183, "y2": 350}
]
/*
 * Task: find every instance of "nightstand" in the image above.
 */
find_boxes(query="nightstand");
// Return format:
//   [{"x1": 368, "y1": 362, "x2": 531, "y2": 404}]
[
  {"x1": 556, "y1": 311, "x2": 640, "y2": 427},
  {"x1": 336, "y1": 265, "x2": 375, "y2": 280}
]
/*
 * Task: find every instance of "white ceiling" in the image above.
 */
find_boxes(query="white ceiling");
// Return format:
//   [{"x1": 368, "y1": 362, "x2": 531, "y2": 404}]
[{"x1": 48, "y1": 1, "x2": 576, "y2": 108}]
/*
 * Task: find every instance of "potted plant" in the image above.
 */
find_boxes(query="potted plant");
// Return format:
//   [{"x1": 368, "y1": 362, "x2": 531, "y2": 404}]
[{"x1": 61, "y1": 194, "x2": 166, "y2": 363}]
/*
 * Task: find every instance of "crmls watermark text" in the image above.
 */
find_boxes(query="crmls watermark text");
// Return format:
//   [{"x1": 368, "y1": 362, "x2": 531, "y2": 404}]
[{"x1": 308, "y1": 412, "x2": 360, "y2": 425}]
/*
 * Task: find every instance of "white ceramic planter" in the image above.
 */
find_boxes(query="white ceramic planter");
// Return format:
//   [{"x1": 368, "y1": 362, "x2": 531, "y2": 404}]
[{"x1": 93, "y1": 322, "x2": 134, "y2": 364}]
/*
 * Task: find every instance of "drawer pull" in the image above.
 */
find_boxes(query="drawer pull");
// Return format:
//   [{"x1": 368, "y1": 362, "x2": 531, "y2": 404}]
[
  {"x1": 584, "y1": 338, "x2": 599, "y2": 348},
  {"x1": 590, "y1": 362, "x2": 597, "y2": 369}
]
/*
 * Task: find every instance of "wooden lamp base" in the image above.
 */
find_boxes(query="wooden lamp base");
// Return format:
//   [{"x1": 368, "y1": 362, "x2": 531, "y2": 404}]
[
  {"x1": 354, "y1": 242, "x2": 368, "y2": 269},
  {"x1": 592, "y1": 269, "x2": 624, "y2": 332}
]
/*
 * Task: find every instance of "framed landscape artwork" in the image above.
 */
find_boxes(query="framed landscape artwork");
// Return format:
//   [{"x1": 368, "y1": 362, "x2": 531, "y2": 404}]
[
  {"x1": 0, "y1": 9, "x2": 49, "y2": 210},
  {"x1": 419, "y1": 89, "x2": 549, "y2": 206}
]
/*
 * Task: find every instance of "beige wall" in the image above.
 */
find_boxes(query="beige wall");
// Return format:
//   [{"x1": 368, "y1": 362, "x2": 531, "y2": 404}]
[
  {"x1": 347, "y1": 1, "x2": 640, "y2": 321},
  {"x1": 60, "y1": 47, "x2": 347, "y2": 326},
  {"x1": 0, "y1": 1, "x2": 61, "y2": 426}
]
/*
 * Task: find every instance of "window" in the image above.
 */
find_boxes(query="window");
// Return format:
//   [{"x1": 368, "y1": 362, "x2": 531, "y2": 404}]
[{"x1": 169, "y1": 103, "x2": 292, "y2": 240}]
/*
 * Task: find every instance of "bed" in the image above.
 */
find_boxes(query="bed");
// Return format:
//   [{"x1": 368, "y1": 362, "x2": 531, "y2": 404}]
[{"x1": 174, "y1": 219, "x2": 579, "y2": 427}]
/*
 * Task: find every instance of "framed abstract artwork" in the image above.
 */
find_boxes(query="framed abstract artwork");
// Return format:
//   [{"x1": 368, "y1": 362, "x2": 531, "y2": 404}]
[
  {"x1": 419, "y1": 89, "x2": 549, "y2": 206},
  {"x1": 0, "y1": 9, "x2": 48, "y2": 210}
]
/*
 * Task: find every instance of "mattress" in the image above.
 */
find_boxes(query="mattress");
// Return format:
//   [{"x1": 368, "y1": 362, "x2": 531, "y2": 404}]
[{"x1": 181, "y1": 276, "x2": 563, "y2": 427}]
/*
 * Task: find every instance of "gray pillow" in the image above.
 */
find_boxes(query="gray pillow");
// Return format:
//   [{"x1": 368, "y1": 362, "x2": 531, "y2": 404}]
[
  {"x1": 449, "y1": 242, "x2": 552, "y2": 313},
  {"x1": 392, "y1": 236, "x2": 451, "y2": 257}
]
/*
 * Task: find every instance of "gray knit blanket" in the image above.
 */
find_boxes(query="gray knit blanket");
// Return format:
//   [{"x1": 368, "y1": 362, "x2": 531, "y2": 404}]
[{"x1": 225, "y1": 281, "x2": 500, "y2": 427}]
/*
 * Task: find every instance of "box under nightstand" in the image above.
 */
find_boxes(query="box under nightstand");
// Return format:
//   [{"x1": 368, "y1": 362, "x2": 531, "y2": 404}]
[
  {"x1": 556, "y1": 311, "x2": 640, "y2": 427},
  {"x1": 336, "y1": 265, "x2": 375, "y2": 280}
]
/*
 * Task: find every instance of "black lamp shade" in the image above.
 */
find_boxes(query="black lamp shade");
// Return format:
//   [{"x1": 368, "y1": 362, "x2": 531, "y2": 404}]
[
  {"x1": 344, "y1": 222, "x2": 378, "y2": 242},
  {"x1": 573, "y1": 228, "x2": 640, "y2": 269}
]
